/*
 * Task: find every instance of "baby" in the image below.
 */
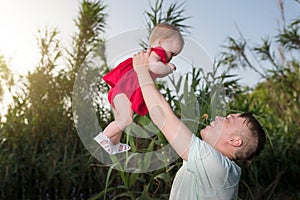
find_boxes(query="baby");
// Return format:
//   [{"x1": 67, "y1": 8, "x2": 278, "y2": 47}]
[{"x1": 94, "y1": 23, "x2": 184, "y2": 154}]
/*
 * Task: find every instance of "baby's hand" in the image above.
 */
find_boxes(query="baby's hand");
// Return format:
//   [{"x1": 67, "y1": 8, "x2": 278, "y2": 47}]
[{"x1": 168, "y1": 63, "x2": 177, "y2": 71}]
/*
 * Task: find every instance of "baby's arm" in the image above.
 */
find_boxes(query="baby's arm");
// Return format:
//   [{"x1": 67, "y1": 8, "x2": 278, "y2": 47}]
[{"x1": 148, "y1": 51, "x2": 175, "y2": 78}]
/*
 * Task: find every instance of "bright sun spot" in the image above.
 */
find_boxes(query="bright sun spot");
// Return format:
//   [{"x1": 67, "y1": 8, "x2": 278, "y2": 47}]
[
  {"x1": 0, "y1": 0, "x2": 78, "y2": 75},
  {"x1": 0, "y1": 0, "x2": 78, "y2": 117}
]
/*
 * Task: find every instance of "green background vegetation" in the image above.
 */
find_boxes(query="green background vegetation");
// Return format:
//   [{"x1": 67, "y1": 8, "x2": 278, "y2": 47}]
[{"x1": 0, "y1": 0, "x2": 299, "y2": 199}]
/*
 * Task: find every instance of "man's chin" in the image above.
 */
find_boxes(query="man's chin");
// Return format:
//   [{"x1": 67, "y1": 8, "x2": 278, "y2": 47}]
[{"x1": 200, "y1": 127, "x2": 208, "y2": 140}]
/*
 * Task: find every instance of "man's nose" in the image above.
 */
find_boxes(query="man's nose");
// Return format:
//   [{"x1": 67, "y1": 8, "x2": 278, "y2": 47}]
[{"x1": 215, "y1": 116, "x2": 224, "y2": 121}]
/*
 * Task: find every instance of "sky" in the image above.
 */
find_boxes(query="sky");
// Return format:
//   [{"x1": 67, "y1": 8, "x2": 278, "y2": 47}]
[{"x1": 0, "y1": 0, "x2": 299, "y2": 80}]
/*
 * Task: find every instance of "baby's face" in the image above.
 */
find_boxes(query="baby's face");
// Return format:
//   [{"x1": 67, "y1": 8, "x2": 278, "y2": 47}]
[{"x1": 161, "y1": 37, "x2": 184, "y2": 62}]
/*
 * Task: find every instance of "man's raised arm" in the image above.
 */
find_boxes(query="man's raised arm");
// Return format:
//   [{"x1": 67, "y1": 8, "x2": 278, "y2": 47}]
[{"x1": 133, "y1": 50, "x2": 192, "y2": 161}]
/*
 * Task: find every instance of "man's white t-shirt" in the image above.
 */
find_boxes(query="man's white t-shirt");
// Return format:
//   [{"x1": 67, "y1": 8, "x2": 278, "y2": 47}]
[{"x1": 169, "y1": 134, "x2": 241, "y2": 200}]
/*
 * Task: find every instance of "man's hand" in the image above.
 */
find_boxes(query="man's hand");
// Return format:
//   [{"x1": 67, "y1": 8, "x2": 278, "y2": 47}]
[{"x1": 133, "y1": 49, "x2": 151, "y2": 71}]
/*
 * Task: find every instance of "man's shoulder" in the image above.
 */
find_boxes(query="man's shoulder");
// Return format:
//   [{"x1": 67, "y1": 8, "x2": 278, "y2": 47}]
[
  {"x1": 189, "y1": 134, "x2": 240, "y2": 171},
  {"x1": 188, "y1": 135, "x2": 241, "y2": 192}
]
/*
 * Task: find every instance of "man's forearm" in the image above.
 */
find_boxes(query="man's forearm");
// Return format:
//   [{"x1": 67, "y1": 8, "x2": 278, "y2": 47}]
[
  {"x1": 135, "y1": 67, "x2": 165, "y2": 108},
  {"x1": 134, "y1": 53, "x2": 192, "y2": 160}
]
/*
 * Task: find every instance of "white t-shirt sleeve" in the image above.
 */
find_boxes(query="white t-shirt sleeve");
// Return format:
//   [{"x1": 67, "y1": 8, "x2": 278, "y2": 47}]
[{"x1": 186, "y1": 134, "x2": 241, "y2": 199}]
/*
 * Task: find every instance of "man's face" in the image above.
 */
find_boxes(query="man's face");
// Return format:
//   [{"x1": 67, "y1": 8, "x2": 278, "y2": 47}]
[{"x1": 200, "y1": 113, "x2": 248, "y2": 151}]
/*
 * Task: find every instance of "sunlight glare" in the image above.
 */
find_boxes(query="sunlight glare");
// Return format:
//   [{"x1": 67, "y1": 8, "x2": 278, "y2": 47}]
[{"x1": 0, "y1": 0, "x2": 78, "y2": 74}]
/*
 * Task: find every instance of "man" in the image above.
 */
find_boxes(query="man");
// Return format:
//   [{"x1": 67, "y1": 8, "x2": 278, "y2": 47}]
[{"x1": 132, "y1": 50, "x2": 266, "y2": 200}]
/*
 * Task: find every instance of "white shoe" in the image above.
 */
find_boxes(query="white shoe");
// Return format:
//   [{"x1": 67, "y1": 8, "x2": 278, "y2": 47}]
[
  {"x1": 93, "y1": 132, "x2": 113, "y2": 154},
  {"x1": 112, "y1": 143, "x2": 131, "y2": 154}
]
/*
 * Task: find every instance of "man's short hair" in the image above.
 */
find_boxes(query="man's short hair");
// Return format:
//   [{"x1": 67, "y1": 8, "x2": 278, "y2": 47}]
[{"x1": 234, "y1": 112, "x2": 266, "y2": 161}]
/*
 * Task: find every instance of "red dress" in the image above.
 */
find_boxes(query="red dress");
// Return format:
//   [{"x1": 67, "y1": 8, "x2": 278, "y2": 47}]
[{"x1": 103, "y1": 47, "x2": 167, "y2": 116}]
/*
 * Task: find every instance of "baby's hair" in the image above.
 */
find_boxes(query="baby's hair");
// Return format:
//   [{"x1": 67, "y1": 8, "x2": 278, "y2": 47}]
[{"x1": 149, "y1": 23, "x2": 184, "y2": 46}]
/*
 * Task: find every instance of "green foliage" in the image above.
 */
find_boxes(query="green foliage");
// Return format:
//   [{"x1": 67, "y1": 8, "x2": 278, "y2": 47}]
[
  {"x1": 70, "y1": 0, "x2": 107, "y2": 72},
  {"x1": 140, "y1": 0, "x2": 191, "y2": 48},
  {"x1": 0, "y1": 55, "x2": 13, "y2": 102},
  {"x1": 277, "y1": 19, "x2": 300, "y2": 50},
  {"x1": 144, "y1": 0, "x2": 191, "y2": 33},
  {"x1": 223, "y1": 11, "x2": 300, "y2": 200},
  {"x1": 0, "y1": 0, "x2": 109, "y2": 199}
]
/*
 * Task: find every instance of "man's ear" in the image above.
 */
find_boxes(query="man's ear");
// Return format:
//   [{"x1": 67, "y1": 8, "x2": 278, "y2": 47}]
[{"x1": 230, "y1": 137, "x2": 243, "y2": 147}]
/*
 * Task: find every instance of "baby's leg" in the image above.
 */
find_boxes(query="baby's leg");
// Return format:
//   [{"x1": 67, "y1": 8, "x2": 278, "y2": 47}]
[{"x1": 103, "y1": 93, "x2": 133, "y2": 144}]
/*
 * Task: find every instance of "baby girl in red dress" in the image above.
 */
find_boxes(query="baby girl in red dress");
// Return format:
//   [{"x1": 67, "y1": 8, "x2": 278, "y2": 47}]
[{"x1": 94, "y1": 23, "x2": 184, "y2": 154}]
